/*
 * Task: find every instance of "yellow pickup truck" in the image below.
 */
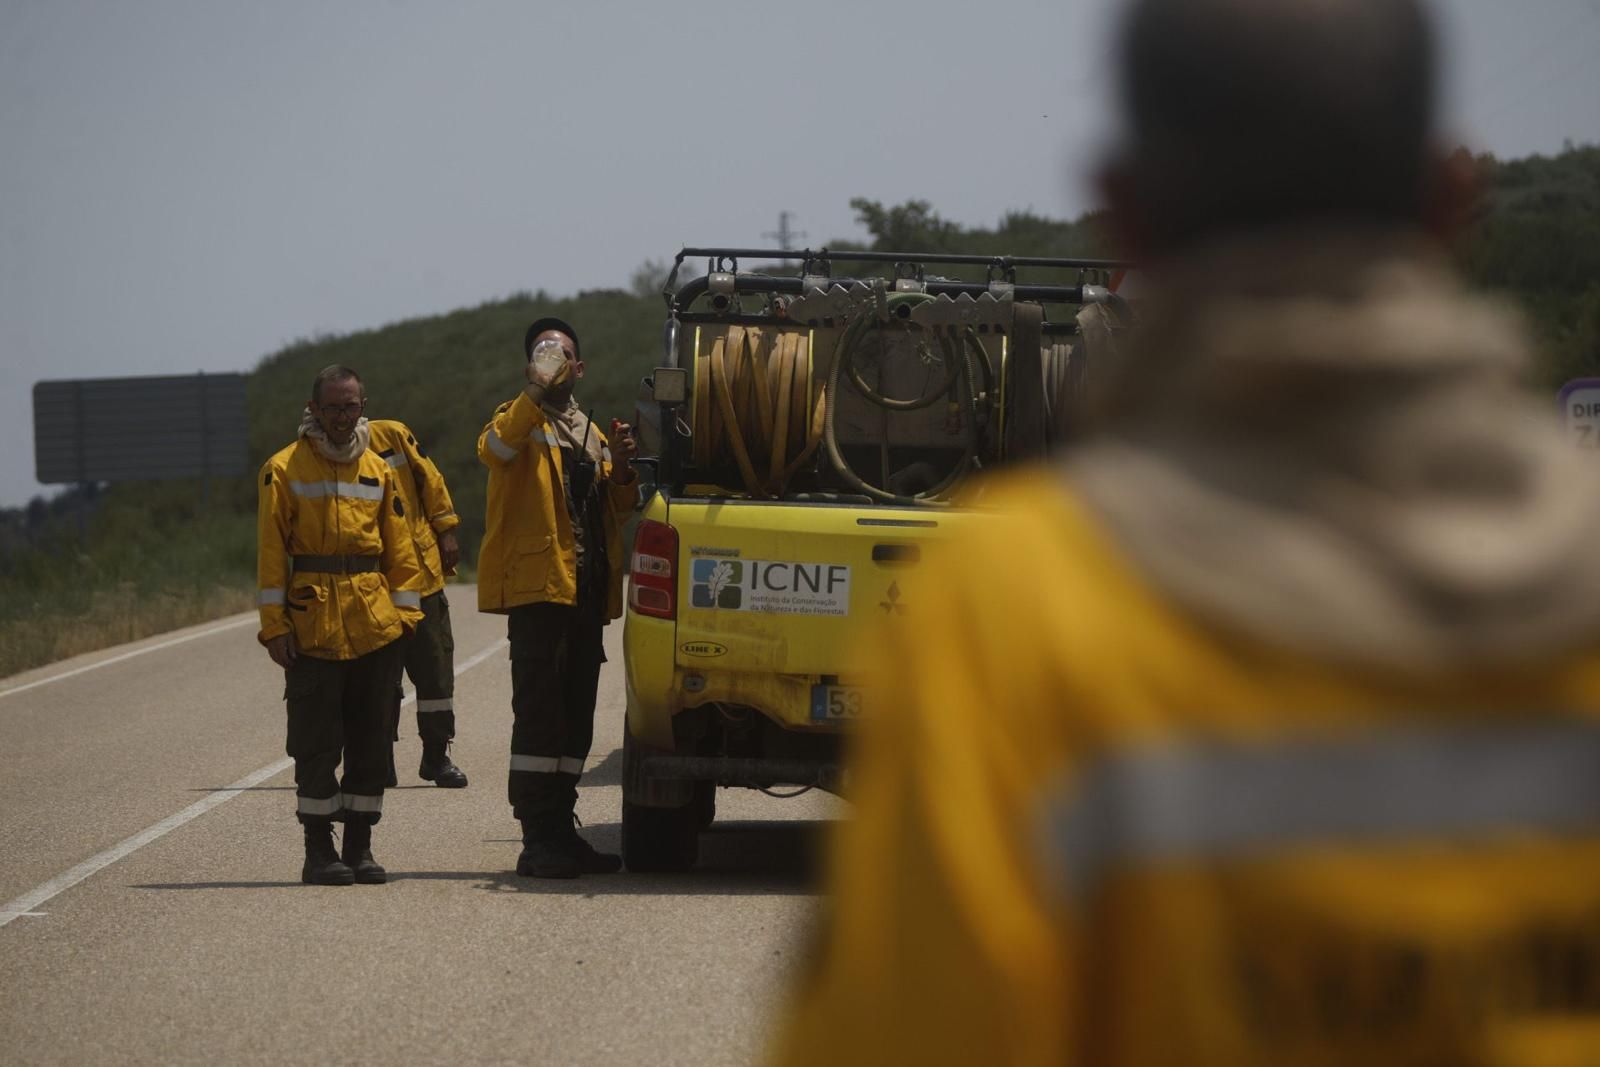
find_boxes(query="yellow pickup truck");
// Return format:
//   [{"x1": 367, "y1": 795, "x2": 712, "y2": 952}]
[{"x1": 619, "y1": 246, "x2": 1126, "y2": 870}]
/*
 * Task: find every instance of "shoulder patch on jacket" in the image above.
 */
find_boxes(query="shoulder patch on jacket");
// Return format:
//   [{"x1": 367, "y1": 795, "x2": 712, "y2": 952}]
[
  {"x1": 393, "y1": 497, "x2": 405, "y2": 518},
  {"x1": 263, "y1": 472, "x2": 272, "y2": 486},
  {"x1": 359, "y1": 475, "x2": 381, "y2": 487},
  {"x1": 376, "y1": 448, "x2": 396, "y2": 459},
  {"x1": 415, "y1": 440, "x2": 428, "y2": 458}
]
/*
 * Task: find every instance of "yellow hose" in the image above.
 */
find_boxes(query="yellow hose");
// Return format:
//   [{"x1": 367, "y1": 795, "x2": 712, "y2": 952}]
[{"x1": 690, "y1": 326, "x2": 825, "y2": 498}]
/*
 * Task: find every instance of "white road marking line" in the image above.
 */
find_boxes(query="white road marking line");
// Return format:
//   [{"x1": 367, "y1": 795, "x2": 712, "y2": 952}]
[
  {"x1": 0, "y1": 636, "x2": 508, "y2": 930},
  {"x1": 0, "y1": 756, "x2": 292, "y2": 929},
  {"x1": 0, "y1": 615, "x2": 258, "y2": 701}
]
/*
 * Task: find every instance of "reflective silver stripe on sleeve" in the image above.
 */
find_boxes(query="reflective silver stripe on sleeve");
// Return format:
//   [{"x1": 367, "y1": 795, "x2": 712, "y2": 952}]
[
  {"x1": 558, "y1": 757, "x2": 585, "y2": 775},
  {"x1": 416, "y1": 699, "x2": 453, "y2": 713},
  {"x1": 385, "y1": 453, "x2": 408, "y2": 468},
  {"x1": 258, "y1": 589, "x2": 285, "y2": 606},
  {"x1": 392, "y1": 590, "x2": 421, "y2": 610},
  {"x1": 342, "y1": 793, "x2": 383, "y2": 813},
  {"x1": 510, "y1": 755, "x2": 561, "y2": 773},
  {"x1": 1040, "y1": 720, "x2": 1600, "y2": 900},
  {"x1": 297, "y1": 794, "x2": 342, "y2": 817},
  {"x1": 486, "y1": 430, "x2": 519, "y2": 461},
  {"x1": 288, "y1": 479, "x2": 383, "y2": 501}
]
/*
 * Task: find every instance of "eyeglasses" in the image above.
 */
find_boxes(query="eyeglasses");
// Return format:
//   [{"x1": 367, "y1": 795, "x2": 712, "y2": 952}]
[{"x1": 318, "y1": 401, "x2": 366, "y2": 419}]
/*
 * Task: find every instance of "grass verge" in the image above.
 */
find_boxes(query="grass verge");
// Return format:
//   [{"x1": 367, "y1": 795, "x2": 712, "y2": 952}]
[
  {"x1": 0, "y1": 582, "x2": 256, "y2": 680},
  {"x1": 0, "y1": 493, "x2": 257, "y2": 681}
]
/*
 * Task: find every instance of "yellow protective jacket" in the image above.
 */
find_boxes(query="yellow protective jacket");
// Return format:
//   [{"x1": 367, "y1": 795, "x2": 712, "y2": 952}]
[
  {"x1": 772, "y1": 471, "x2": 1600, "y2": 1067},
  {"x1": 476, "y1": 392, "x2": 637, "y2": 617},
  {"x1": 367, "y1": 419, "x2": 460, "y2": 597},
  {"x1": 256, "y1": 438, "x2": 425, "y2": 659}
]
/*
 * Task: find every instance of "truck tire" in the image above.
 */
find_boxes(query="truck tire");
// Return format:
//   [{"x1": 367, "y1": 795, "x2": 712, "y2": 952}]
[
  {"x1": 622, "y1": 800, "x2": 699, "y2": 872},
  {"x1": 693, "y1": 780, "x2": 716, "y2": 831},
  {"x1": 621, "y1": 723, "x2": 700, "y2": 872}
]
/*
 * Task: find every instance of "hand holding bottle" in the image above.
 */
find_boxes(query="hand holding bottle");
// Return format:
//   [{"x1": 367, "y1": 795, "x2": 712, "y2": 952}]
[{"x1": 525, "y1": 338, "x2": 573, "y2": 401}]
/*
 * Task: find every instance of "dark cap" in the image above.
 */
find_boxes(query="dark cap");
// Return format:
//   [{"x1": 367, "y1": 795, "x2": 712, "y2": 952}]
[{"x1": 524, "y1": 317, "x2": 580, "y2": 362}]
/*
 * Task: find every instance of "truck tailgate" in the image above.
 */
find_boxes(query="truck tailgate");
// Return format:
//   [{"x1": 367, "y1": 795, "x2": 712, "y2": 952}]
[{"x1": 668, "y1": 498, "x2": 970, "y2": 677}]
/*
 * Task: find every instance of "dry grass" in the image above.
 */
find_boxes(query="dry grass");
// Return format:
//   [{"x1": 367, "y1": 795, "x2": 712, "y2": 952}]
[{"x1": 0, "y1": 582, "x2": 255, "y2": 681}]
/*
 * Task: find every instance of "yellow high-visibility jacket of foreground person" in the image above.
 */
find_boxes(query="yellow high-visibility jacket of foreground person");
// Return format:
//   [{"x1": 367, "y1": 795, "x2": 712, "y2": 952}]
[
  {"x1": 773, "y1": 476, "x2": 1600, "y2": 1067},
  {"x1": 476, "y1": 392, "x2": 636, "y2": 617},
  {"x1": 257, "y1": 439, "x2": 425, "y2": 659},
  {"x1": 367, "y1": 419, "x2": 460, "y2": 597},
  {"x1": 772, "y1": 238, "x2": 1600, "y2": 1067}
]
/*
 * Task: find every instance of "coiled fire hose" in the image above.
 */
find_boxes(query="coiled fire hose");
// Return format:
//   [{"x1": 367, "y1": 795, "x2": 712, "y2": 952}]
[
  {"x1": 690, "y1": 326, "x2": 827, "y2": 498},
  {"x1": 687, "y1": 292, "x2": 990, "y2": 504},
  {"x1": 821, "y1": 290, "x2": 987, "y2": 507}
]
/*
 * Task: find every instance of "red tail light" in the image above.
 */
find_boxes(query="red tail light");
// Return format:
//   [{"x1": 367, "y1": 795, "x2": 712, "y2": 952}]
[{"x1": 629, "y1": 518, "x2": 678, "y2": 619}]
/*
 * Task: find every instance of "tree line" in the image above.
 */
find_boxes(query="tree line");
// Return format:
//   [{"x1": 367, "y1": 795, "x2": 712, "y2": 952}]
[{"x1": 2, "y1": 144, "x2": 1595, "y2": 675}]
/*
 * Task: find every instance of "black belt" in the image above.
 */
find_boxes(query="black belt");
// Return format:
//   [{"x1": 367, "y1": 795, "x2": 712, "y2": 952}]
[{"x1": 292, "y1": 554, "x2": 381, "y2": 574}]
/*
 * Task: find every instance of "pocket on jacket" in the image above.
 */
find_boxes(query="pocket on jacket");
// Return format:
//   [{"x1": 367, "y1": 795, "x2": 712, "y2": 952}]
[
  {"x1": 351, "y1": 571, "x2": 401, "y2": 645},
  {"x1": 287, "y1": 584, "x2": 330, "y2": 653},
  {"x1": 414, "y1": 522, "x2": 439, "y2": 567},
  {"x1": 413, "y1": 525, "x2": 443, "y2": 588},
  {"x1": 510, "y1": 533, "x2": 553, "y2": 595}
]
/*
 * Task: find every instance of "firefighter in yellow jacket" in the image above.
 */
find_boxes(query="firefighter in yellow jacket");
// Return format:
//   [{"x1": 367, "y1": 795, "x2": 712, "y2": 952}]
[
  {"x1": 771, "y1": 1, "x2": 1600, "y2": 1064},
  {"x1": 478, "y1": 317, "x2": 639, "y2": 878},
  {"x1": 258, "y1": 365, "x2": 425, "y2": 886},
  {"x1": 368, "y1": 418, "x2": 468, "y2": 788}
]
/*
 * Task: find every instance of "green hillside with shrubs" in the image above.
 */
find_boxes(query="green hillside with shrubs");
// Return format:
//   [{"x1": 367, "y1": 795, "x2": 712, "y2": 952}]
[{"x1": 3, "y1": 146, "x2": 1597, "y2": 678}]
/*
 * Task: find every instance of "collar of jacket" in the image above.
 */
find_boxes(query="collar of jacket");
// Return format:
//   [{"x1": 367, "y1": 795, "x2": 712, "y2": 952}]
[
  {"x1": 1067, "y1": 225, "x2": 1600, "y2": 669},
  {"x1": 298, "y1": 408, "x2": 371, "y2": 464},
  {"x1": 541, "y1": 398, "x2": 605, "y2": 463}
]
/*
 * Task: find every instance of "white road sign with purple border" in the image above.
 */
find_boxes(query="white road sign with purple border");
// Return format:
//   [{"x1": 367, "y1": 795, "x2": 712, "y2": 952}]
[{"x1": 1558, "y1": 378, "x2": 1600, "y2": 451}]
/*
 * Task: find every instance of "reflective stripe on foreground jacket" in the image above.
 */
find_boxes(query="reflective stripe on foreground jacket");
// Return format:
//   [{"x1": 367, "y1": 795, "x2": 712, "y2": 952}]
[{"x1": 771, "y1": 471, "x2": 1600, "y2": 1067}]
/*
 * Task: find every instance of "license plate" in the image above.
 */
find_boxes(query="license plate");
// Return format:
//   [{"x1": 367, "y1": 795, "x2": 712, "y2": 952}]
[{"x1": 810, "y1": 685, "x2": 867, "y2": 721}]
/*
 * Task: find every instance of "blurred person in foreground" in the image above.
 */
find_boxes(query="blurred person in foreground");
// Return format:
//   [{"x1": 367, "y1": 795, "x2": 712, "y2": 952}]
[
  {"x1": 257, "y1": 365, "x2": 424, "y2": 885},
  {"x1": 771, "y1": 1, "x2": 1600, "y2": 1063}
]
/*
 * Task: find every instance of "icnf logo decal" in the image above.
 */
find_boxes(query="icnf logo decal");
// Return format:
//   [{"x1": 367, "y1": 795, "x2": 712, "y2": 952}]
[
  {"x1": 691, "y1": 559, "x2": 742, "y2": 609},
  {"x1": 688, "y1": 556, "x2": 852, "y2": 616}
]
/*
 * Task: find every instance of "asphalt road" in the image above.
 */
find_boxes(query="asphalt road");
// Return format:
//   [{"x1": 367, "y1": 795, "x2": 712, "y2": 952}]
[{"x1": 0, "y1": 586, "x2": 842, "y2": 1066}]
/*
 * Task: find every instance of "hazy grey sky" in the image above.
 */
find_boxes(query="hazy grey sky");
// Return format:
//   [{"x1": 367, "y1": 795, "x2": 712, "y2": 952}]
[{"x1": 3, "y1": 0, "x2": 1598, "y2": 507}]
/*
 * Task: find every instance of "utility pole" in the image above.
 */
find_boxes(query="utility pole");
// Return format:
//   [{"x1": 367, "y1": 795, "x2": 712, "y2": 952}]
[{"x1": 763, "y1": 211, "x2": 806, "y2": 251}]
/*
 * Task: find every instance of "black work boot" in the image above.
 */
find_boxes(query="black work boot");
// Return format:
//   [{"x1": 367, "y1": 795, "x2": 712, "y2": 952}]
[
  {"x1": 418, "y1": 742, "x2": 468, "y2": 788},
  {"x1": 563, "y1": 815, "x2": 621, "y2": 874},
  {"x1": 340, "y1": 820, "x2": 387, "y2": 884},
  {"x1": 302, "y1": 820, "x2": 355, "y2": 886},
  {"x1": 516, "y1": 817, "x2": 579, "y2": 879}
]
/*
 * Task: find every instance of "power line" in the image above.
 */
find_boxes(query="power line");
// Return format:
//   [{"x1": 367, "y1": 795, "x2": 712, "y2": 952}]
[{"x1": 763, "y1": 211, "x2": 806, "y2": 251}]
